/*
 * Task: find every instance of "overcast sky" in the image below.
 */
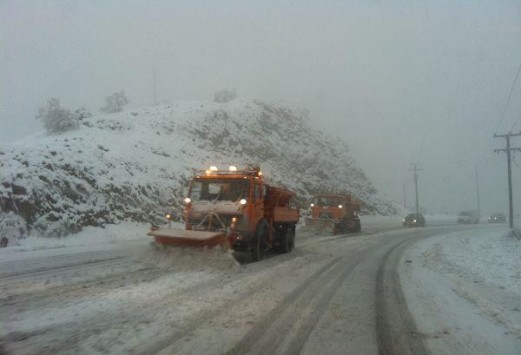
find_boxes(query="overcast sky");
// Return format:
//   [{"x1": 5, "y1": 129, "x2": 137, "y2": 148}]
[{"x1": 1, "y1": 0, "x2": 521, "y2": 215}]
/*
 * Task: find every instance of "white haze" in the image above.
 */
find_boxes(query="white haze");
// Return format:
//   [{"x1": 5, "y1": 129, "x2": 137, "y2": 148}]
[{"x1": 1, "y1": 1, "x2": 520, "y2": 216}]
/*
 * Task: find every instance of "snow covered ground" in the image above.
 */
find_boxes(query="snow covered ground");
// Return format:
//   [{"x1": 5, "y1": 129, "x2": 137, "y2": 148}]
[
  {"x1": 0, "y1": 221, "x2": 519, "y2": 354},
  {"x1": 401, "y1": 225, "x2": 521, "y2": 354}
]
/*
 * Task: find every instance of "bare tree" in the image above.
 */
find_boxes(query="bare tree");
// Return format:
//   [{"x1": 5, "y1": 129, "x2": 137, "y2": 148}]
[
  {"x1": 36, "y1": 98, "x2": 79, "y2": 134},
  {"x1": 100, "y1": 90, "x2": 129, "y2": 113}
]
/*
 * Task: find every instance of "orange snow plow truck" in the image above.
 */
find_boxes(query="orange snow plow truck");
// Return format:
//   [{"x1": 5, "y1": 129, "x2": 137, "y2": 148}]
[
  {"x1": 148, "y1": 165, "x2": 300, "y2": 261},
  {"x1": 305, "y1": 194, "x2": 361, "y2": 234}
]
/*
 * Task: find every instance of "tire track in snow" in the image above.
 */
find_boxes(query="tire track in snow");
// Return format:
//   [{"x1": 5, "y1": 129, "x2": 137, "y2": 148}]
[
  {"x1": 375, "y1": 234, "x2": 429, "y2": 355},
  {"x1": 137, "y1": 252, "x2": 333, "y2": 355},
  {"x1": 3, "y1": 252, "x2": 327, "y2": 355},
  {"x1": 223, "y1": 255, "x2": 362, "y2": 355}
]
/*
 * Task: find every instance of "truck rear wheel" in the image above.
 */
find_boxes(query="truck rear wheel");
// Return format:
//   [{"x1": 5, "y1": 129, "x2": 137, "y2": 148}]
[
  {"x1": 355, "y1": 220, "x2": 361, "y2": 232},
  {"x1": 251, "y1": 220, "x2": 268, "y2": 262},
  {"x1": 279, "y1": 226, "x2": 294, "y2": 253}
]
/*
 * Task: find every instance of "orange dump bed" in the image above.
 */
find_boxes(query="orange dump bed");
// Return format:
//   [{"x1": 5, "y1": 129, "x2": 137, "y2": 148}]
[
  {"x1": 265, "y1": 185, "x2": 298, "y2": 223},
  {"x1": 274, "y1": 206, "x2": 299, "y2": 223}
]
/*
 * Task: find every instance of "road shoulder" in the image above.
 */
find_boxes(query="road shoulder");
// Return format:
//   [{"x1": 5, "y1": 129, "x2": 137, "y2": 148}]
[{"x1": 399, "y1": 226, "x2": 521, "y2": 354}]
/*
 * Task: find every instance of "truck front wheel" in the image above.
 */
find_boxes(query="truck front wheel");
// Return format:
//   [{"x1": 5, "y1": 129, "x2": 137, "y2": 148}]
[{"x1": 251, "y1": 220, "x2": 268, "y2": 262}]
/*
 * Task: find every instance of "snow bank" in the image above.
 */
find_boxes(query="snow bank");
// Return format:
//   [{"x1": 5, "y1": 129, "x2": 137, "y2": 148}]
[
  {"x1": 401, "y1": 226, "x2": 521, "y2": 354},
  {"x1": 421, "y1": 226, "x2": 520, "y2": 294}
]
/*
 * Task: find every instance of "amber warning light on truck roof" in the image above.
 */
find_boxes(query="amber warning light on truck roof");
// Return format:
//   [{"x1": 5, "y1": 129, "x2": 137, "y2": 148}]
[{"x1": 201, "y1": 165, "x2": 262, "y2": 177}]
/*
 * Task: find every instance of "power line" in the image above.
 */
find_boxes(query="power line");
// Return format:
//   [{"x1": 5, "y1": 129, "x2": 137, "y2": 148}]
[
  {"x1": 510, "y1": 110, "x2": 521, "y2": 133},
  {"x1": 496, "y1": 62, "x2": 521, "y2": 133},
  {"x1": 419, "y1": 154, "x2": 496, "y2": 173}
]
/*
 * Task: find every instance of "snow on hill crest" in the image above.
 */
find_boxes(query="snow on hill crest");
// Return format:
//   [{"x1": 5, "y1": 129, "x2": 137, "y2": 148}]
[{"x1": 0, "y1": 98, "x2": 398, "y2": 237}]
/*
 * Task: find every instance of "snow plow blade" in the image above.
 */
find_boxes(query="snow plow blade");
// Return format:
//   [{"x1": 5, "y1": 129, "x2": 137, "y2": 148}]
[
  {"x1": 305, "y1": 217, "x2": 336, "y2": 230},
  {"x1": 148, "y1": 229, "x2": 228, "y2": 248}
]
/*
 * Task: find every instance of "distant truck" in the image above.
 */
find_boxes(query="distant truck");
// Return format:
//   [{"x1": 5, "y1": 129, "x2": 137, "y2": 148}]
[
  {"x1": 305, "y1": 194, "x2": 361, "y2": 234},
  {"x1": 149, "y1": 165, "x2": 300, "y2": 261},
  {"x1": 457, "y1": 210, "x2": 480, "y2": 224}
]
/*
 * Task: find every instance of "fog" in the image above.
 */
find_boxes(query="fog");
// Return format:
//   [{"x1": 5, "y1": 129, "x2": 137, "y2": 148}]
[{"x1": 1, "y1": 1, "x2": 520, "y2": 215}]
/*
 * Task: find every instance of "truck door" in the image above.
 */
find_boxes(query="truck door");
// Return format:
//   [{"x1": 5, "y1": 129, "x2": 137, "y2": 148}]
[{"x1": 251, "y1": 181, "x2": 264, "y2": 230}]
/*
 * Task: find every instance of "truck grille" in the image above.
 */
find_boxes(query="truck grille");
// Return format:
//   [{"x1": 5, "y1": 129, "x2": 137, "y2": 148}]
[{"x1": 188, "y1": 213, "x2": 241, "y2": 231}]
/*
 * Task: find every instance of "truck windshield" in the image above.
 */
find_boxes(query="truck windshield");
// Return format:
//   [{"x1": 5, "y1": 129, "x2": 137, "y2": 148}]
[{"x1": 190, "y1": 179, "x2": 250, "y2": 202}]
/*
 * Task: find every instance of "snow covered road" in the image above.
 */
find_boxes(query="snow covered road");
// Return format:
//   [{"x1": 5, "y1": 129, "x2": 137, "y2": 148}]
[{"x1": 0, "y1": 223, "x2": 519, "y2": 354}]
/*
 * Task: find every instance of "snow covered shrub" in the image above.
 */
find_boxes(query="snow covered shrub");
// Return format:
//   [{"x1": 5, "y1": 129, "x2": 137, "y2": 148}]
[
  {"x1": 100, "y1": 90, "x2": 129, "y2": 113},
  {"x1": 509, "y1": 228, "x2": 521, "y2": 240},
  {"x1": 37, "y1": 98, "x2": 80, "y2": 134},
  {"x1": 214, "y1": 89, "x2": 237, "y2": 103},
  {"x1": 0, "y1": 212, "x2": 28, "y2": 245},
  {"x1": 73, "y1": 107, "x2": 92, "y2": 121}
]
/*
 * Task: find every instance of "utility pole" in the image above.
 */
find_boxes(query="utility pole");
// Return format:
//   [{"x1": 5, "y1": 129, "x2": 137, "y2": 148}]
[
  {"x1": 153, "y1": 68, "x2": 157, "y2": 106},
  {"x1": 403, "y1": 181, "x2": 407, "y2": 209},
  {"x1": 411, "y1": 164, "x2": 422, "y2": 215},
  {"x1": 494, "y1": 131, "x2": 521, "y2": 229},
  {"x1": 475, "y1": 165, "x2": 481, "y2": 216}
]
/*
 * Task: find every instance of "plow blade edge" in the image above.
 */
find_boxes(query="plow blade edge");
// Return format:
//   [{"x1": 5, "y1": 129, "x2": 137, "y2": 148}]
[
  {"x1": 305, "y1": 217, "x2": 336, "y2": 230},
  {"x1": 148, "y1": 229, "x2": 227, "y2": 248}
]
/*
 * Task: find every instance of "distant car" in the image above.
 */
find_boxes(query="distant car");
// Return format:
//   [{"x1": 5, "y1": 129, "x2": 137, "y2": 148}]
[
  {"x1": 488, "y1": 213, "x2": 506, "y2": 223},
  {"x1": 403, "y1": 213, "x2": 426, "y2": 227},
  {"x1": 457, "y1": 211, "x2": 480, "y2": 224}
]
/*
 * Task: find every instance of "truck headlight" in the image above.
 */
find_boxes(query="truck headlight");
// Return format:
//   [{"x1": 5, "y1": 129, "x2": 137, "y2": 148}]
[{"x1": 230, "y1": 216, "x2": 242, "y2": 230}]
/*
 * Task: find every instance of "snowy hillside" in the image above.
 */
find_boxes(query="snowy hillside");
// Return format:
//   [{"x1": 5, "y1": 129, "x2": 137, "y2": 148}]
[{"x1": 0, "y1": 98, "x2": 397, "y2": 236}]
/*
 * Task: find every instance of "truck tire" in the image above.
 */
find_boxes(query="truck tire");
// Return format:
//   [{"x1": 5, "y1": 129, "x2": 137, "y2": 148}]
[
  {"x1": 279, "y1": 226, "x2": 293, "y2": 253},
  {"x1": 346, "y1": 219, "x2": 357, "y2": 233},
  {"x1": 355, "y1": 220, "x2": 361, "y2": 232},
  {"x1": 289, "y1": 226, "x2": 295, "y2": 250},
  {"x1": 251, "y1": 220, "x2": 268, "y2": 262}
]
